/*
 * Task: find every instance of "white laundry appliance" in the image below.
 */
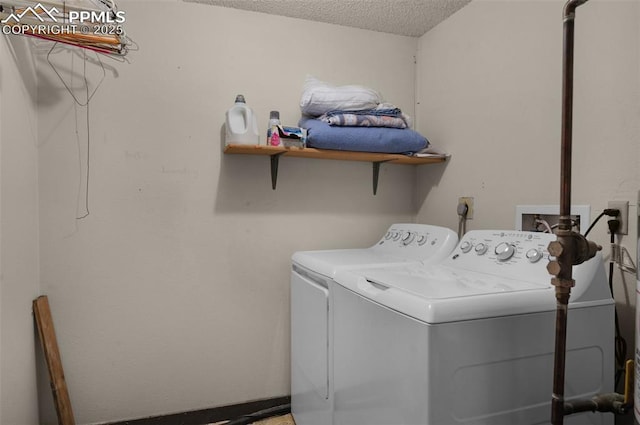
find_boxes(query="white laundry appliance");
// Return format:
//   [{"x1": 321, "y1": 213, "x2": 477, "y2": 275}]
[
  {"x1": 291, "y1": 223, "x2": 458, "y2": 425},
  {"x1": 332, "y1": 230, "x2": 614, "y2": 425}
]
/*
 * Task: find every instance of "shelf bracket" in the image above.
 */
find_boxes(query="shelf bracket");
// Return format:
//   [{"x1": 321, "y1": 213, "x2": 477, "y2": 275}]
[
  {"x1": 270, "y1": 152, "x2": 286, "y2": 190},
  {"x1": 372, "y1": 160, "x2": 391, "y2": 195}
]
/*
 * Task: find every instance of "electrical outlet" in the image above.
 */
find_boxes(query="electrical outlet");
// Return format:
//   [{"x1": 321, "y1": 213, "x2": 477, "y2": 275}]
[
  {"x1": 459, "y1": 197, "x2": 474, "y2": 219},
  {"x1": 607, "y1": 200, "x2": 628, "y2": 235}
]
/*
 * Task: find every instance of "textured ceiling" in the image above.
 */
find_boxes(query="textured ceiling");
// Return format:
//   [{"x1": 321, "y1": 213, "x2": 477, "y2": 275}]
[{"x1": 183, "y1": 0, "x2": 472, "y2": 37}]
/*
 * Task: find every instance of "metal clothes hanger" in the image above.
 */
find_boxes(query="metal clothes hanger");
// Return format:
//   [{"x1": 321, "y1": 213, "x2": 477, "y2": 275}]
[
  {"x1": 0, "y1": 0, "x2": 135, "y2": 59},
  {"x1": 47, "y1": 42, "x2": 105, "y2": 106}
]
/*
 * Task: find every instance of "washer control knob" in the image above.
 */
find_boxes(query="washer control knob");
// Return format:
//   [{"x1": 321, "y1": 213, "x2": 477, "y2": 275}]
[
  {"x1": 460, "y1": 241, "x2": 473, "y2": 253},
  {"x1": 495, "y1": 242, "x2": 516, "y2": 261},
  {"x1": 526, "y1": 248, "x2": 543, "y2": 263},
  {"x1": 385, "y1": 232, "x2": 392, "y2": 240},
  {"x1": 402, "y1": 232, "x2": 415, "y2": 245},
  {"x1": 392, "y1": 232, "x2": 401, "y2": 241},
  {"x1": 475, "y1": 243, "x2": 488, "y2": 255},
  {"x1": 417, "y1": 235, "x2": 427, "y2": 246}
]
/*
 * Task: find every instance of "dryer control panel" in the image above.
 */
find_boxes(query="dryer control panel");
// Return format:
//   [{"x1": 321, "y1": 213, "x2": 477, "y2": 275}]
[{"x1": 373, "y1": 223, "x2": 458, "y2": 263}]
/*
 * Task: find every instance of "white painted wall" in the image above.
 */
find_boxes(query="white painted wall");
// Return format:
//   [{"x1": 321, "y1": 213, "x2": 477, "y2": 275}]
[
  {"x1": 415, "y1": 0, "x2": 640, "y2": 365},
  {"x1": 36, "y1": 2, "x2": 418, "y2": 423},
  {"x1": 0, "y1": 35, "x2": 41, "y2": 425},
  {"x1": 0, "y1": 0, "x2": 634, "y2": 423}
]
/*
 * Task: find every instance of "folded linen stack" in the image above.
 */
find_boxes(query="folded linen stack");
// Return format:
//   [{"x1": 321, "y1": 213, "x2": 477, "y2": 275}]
[
  {"x1": 298, "y1": 76, "x2": 428, "y2": 154},
  {"x1": 319, "y1": 104, "x2": 410, "y2": 129}
]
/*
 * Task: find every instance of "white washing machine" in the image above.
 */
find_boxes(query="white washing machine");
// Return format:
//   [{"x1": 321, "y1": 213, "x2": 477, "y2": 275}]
[
  {"x1": 291, "y1": 223, "x2": 458, "y2": 425},
  {"x1": 332, "y1": 230, "x2": 614, "y2": 425}
]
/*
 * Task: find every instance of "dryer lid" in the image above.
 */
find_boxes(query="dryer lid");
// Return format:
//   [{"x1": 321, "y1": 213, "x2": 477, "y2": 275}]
[
  {"x1": 292, "y1": 249, "x2": 413, "y2": 279},
  {"x1": 291, "y1": 223, "x2": 458, "y2": 278}
]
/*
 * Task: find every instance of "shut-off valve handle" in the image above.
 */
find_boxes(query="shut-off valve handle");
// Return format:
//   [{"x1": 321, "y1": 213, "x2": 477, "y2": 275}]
[{"x1": 547, "y1": 225, "x2": 602, "y2": 294}]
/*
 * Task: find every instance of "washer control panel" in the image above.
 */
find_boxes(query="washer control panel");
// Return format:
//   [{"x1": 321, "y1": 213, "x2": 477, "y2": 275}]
[
  {"x1": 443, "y1": 230, "x2": 556, "y2": 281},
  {"x1": 374, "y1": 223, "x2": 458, "y2": 262}
]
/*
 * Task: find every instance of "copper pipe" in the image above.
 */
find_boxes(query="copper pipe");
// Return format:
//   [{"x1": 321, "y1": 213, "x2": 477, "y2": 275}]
[
  {"x1": 551, "y1": 1, "x2": 590, "y2": 424},
  {"x1": 563, "y1": 393, "x2": 628, "y2": 415},
  {"x1": 551, "y1": 294, "x2": 570, "y2": 425},
  {"x1": 559, "y1": 0, "x2": 589, "y2": 219}
]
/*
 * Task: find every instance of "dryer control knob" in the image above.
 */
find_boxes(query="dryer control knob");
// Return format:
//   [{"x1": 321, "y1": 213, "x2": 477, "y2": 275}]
[
  {"x1": 402, "y1": 232, "x2": 415, "y2": 245},
  {"x1": 417, "y1": 235, "x2": 427, "y2": 246},
  {"x1": 460, "y1": 241, "x2": 473, "y2": 253},
  {"x1": 526, "y1": 248, "x2": 543, "y2": 263},
  {"x1": 392, "y1": 232, "x2": 401, "y2": 241},
  {"x1": 495, "y1": 242, "x2": 516, "y2": 261},
  {"x1": 475, "y1": 243, "x2": 488, "y2": 255}
]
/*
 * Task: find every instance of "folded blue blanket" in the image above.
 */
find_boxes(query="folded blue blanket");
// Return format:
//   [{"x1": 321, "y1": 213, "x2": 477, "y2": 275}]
[{"x1": 299, "y1": 117, "x2": 428, "y2": 154}]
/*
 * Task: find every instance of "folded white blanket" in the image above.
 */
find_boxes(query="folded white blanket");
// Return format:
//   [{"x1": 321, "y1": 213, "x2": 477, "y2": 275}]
[{"x1": 300, "y1": 76, "x2": 382, "y2": 117}]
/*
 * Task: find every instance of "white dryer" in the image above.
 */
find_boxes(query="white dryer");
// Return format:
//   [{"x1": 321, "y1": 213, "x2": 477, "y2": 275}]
[
  {"x1": 332, "y1": 230, "x2": 614, "y2": 425},
  {"x1": 291, "y1": 223, "x2": 458, "y2": 425}
]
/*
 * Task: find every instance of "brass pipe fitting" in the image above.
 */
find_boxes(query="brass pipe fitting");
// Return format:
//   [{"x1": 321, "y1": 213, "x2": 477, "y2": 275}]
[{"x1": 547, "y1": 230, "x2": 601, "y2": 283}]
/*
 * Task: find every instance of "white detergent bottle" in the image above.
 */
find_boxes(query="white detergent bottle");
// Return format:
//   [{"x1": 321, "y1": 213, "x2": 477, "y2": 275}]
[{"x1": 225, "y1": 94, "x2": 260, "y2": 146}]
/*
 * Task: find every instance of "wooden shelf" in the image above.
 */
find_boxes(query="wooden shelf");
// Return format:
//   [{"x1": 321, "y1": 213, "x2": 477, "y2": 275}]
[
  {"x1": 224, "y1": 144, "x2": 446, "y2": 164},
  {"x1": 223, "y1": 144, "x2": 448, "y2": 194}
]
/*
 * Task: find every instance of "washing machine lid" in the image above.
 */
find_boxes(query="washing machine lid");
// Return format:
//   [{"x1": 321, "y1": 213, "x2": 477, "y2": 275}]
[
  {"x1": 334, "y1": 265, "x2": 561, "y2": 323},
  {"x1": 292, "y1": 249, "x2": 415, "y2": 279},
  {"x1": 366, "y1": 265, "x2": 547, "y2": 299}
]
